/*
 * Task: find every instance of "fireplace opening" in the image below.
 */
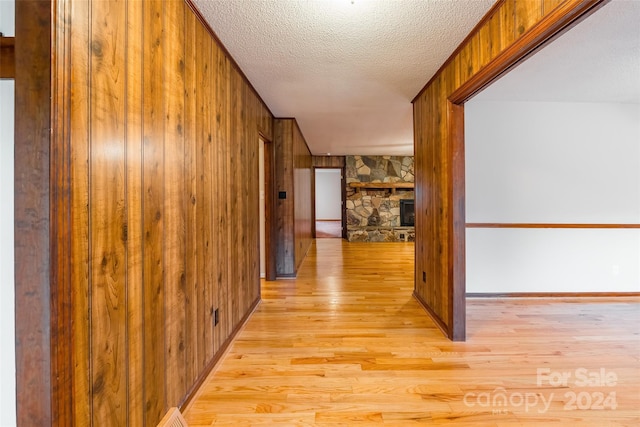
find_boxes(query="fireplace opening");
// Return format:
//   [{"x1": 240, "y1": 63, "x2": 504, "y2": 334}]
[{"x1": 400, "y1": 199, "x2": 415, "y2": 226}]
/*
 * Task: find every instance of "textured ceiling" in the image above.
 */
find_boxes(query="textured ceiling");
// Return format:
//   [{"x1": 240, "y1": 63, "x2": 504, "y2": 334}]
[
  {"x1": 192, "y1": 0, "x2": 494, "y2": 155},
  {"x1": 473, "y1": 0, "x2": 640, "y2": 103},
  {"x1": 192, "y1": 0, "x2": 639, "y2": 156}
]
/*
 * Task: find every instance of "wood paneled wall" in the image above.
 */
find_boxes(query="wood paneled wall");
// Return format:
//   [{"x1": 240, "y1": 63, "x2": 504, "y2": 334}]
[
  {"x1": 16, "y1": 0, "x2": 273, "y2": 425},
  {"x1": 412, "y1": 0, "x2": 605, "y2": 341},
  {"x1": 312, "y1": 155, "x2": 346, "y2": 168},
  {"x1": 275, "y1": 119, "x2": 313, "y2": 276},
  {"x1": 14, "y1": 0, "x2": 54, "y2": 424}
]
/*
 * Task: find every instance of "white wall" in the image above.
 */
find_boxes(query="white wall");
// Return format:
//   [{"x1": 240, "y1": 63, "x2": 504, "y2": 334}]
[
  {"x1": 0, "y1": 0, "x2": 16, "y2": 424},
  {"x1": 466, "y1": 100, "x2": 640, "y2": 293},
  {"x1": 315, "y1": 169, "x2": 342, "y2": 220}
]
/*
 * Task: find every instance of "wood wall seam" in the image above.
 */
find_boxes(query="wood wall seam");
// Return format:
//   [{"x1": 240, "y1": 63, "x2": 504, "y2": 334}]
[
  {"x1": 183, "y1": 0, "x2": 273, "y2": 118},
  {"x1": 16, "y1": 0, "x2": 276, "y2": 424},
  {"x1": 179, "y1": 298, "x2": 261, "y2": 412}
]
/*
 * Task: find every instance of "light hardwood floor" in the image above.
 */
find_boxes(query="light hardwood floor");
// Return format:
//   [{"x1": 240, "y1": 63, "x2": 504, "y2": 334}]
[{"x1": 184, "y1": 239, "x2": 640, "y2": 426}]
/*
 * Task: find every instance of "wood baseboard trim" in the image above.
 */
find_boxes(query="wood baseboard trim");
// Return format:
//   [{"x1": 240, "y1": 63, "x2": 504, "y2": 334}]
[
  {"x1": 466, "y1": 223, "x2": 640, "y2": 229},
  {"x1": 466, "y1": 292, "x2": 640, "y2": 298},
  {"x1": 179, "y1": 297, "x2": 261, "y2": 411},
  {"x1": 413, "y1": 291, "x2": 451, "y2": 339}
]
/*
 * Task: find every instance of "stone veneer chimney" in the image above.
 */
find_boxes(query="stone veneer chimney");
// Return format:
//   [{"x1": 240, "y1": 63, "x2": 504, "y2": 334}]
[{"x1": 345, "y1": 155, "x2": 415, "y2": 242}]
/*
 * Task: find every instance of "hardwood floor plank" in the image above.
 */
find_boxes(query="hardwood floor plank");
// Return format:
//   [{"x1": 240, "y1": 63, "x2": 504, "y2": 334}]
[{"x1": 184, "y1": 240, "x2": 640, "y2": 425}]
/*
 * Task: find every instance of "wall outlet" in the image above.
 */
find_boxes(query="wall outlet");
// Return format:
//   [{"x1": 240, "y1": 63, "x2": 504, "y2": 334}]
[{"x1": 612, "y1": 265, "x2": 620, "y2": 276}]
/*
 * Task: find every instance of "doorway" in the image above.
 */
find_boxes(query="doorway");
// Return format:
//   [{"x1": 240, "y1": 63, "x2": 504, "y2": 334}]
[
  {"x1": 314, "y1": 168, "x2": 343, "y2": 239},
  {"x1": 464, "y1": 0, "x2": 640, "y2": 295}
]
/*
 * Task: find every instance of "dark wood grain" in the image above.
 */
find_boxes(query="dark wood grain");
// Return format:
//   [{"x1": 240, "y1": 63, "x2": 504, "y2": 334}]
[
  {"x1": 275, "y1": 120, "x2": 295, "y2": 276},
  {"x1": 164, "y1": 0, "x2": 187, "y2": 408},
  {"x1": 0, "y1": 36, "x2": 15, "y2": 79},
  {"x1": 51, "y1": 0, "x2": 73, "y2": 424},
  {"x1": 18, "y1": 0, "x2": 276, "y2": 425},
  {"x1": 264, "y1": 138, "x2": 277, "y2": 280},
  {"x1": 293, "y1": 121, "x2": 313, "y2": 272},
  {"x1": 275, "y1": 119, "x2": 313, "y2": 277},
  {"x1": 14, "y1": 0, "x2": 53, "y2": 424}
]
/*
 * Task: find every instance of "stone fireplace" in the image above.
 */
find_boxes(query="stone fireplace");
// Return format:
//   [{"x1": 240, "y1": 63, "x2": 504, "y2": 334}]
[{"x1": 345, "y1": 155, "x2": 415, "y2": 242}]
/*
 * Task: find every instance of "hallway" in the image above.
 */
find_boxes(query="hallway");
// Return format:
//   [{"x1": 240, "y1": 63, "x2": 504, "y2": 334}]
[{"x1": 184, "y1": 239, "x2": 640, "y2": 426}]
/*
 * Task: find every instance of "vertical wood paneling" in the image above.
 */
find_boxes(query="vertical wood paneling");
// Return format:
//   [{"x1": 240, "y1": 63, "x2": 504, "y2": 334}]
[
  {"x1": 274, "y1": 118, "x2": 313, "y2": 277},
  {"x1": 216, "y1": 49, "x2": 232, "y2": 346},
  {"x1": 164, "y1": 0, "x2": 187, "y2": 407},
  {"x1": 32, "y1": 0, "x2": 274, "y2": 424},
  {"x1": 275, "y1": 120, "x2": 294, "y2": 276},
  {"x1": 412, "y1": 0, "x2": 608, "y2": 340},
  {"x1": 125, "y1": 0, "x2": 144, "y2": 425},
  {"x1": 230, "y1": 69, "x2": 242, "y2": 326},
  {"x1": 194, "y1": 18, "x2": 211, "y2": 372},
  {"x1": 90, "y1": 0, "x2": 127, "y2": 423},
  {"x1": 312, "y1": 156, "x2": 346, "y2": 168},
  {"x1": 14, "y1": 0, "x2": 53, "y2": 423},
  {"x1": 142, "y1": 0, "x2": 166, "y2": 422},
  {"x1": 515, "y1": 0, "x2": 544, "y2": 37},
  {"x1": 203, "y1": 31, "x2": 218, "y2": 358},
  {"x1": 500, "y1": 0, "x2": 518, "y2": 52},
  {"x1": 51, "y1": 0, "x2": 74, "y2": 421},
  {"x1": 293, "y1": 123, "x2": 313, "y2": 272},
  {"x1": 183, "y1": 8, "x2": 199, "y2": 388},
  {"x1": 69, "y1": 0, "x2": 91, "y2": 424}
]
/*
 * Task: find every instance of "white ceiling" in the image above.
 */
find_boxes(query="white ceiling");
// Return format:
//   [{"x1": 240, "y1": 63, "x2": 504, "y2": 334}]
[
  {"x1": 473, "y1": 0, "x2": 640, "y2": 104},
  {"x1": 192, "y1": 0, "x2": 640, "y2": 156},
  {"x1": 192, "y1": 0, "x2": 494, "y2": 155}
]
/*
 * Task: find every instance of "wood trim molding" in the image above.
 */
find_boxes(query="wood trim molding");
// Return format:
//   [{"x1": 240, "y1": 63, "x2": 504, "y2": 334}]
[
  {"x1": 262, "y1": 136, "x2": 278, "y2": 281},
  {"x1": 467, "y1": 292, "x2": 640, "y2": 298},
  {"x1": 0, "y1": 36, "x2": 15, "y2": 79},
  {"x1": 15, "y1": 0, "x2": 55, "y2": 424},
  {"x1": 179, "y1": 298, "x2": 261, "y2": 411},
  {"x1": 413, "y1": 0, "x2": 609, "y2": 343},
  {"x1": 449, "y1": 0, "x2": 606, "y2": 103},
  {"x1": 449, "y1": 102, "x2": 466, "y2": 342},
  {"x1": 413, "y1": 291, "x2": 451, "y2": 339},
  {"x1": 466, "y1": 223, "x2": 640, "y2": 229}
]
